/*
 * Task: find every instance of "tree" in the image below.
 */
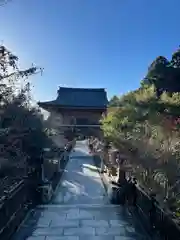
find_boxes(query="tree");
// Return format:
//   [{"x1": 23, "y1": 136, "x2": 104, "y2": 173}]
[
  {"x1": 0, "y1": 45, "x2": 46, "y2": 176},
  {"x1": 142, "y1": 47, "x2": 180, "y2": 96},
  {"x1": 100, "y1": 46, "x2": 180, "y2": 217},
  {"x1": 171, "y1": 48, "x2": 180, "y2": 68},
  {"x1": 108, "y1": 95, "x2": 120, "y2": 107}
]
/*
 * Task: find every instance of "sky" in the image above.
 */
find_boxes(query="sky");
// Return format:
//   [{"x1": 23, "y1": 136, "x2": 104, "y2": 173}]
[{"x1": 0, "y1": 0, "x2": 180, "y2": 102}]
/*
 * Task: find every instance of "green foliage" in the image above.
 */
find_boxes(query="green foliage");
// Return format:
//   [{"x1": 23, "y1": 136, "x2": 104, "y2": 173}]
[
  {"x1": 108, "y1": 95, "x2": 120, "y2": 107},
  {"x1": 0, "y1": 45, "x2": 47, "y2": 176},
  {"x1": 102, "y1": 47, "x2": 180, "y2": 203},
  {"x1": 142, "y1": 48, "x2": 180, "y2": 95}
]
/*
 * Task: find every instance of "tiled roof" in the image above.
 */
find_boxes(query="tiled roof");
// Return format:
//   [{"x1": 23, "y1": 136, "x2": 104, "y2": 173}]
[{"x1": 39, "y1": 87, "x2": 108, "y2": 108}]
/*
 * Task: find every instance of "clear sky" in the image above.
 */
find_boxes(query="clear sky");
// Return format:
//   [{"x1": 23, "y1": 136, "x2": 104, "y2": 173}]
[{"x1": 0, "y1": 0, "x2": 180, "y2": 101}]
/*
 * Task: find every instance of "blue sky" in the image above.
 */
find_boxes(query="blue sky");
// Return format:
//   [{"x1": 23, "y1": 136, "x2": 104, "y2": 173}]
[{"x1": 0, "y1": 0, "x2": 180, "y2": 101}]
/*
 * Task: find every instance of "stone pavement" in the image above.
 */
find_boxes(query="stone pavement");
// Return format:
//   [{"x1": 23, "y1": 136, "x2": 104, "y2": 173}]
[{"x1": 12, "y1": 140, "x2": 150, "y2": 240}]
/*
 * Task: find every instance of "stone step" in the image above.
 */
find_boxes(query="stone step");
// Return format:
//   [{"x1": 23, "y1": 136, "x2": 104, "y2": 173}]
[
  {"x1": 35, "y1": 204, "x2": 130, "y2": 221},
  {"x1": 22, "y1": 204, "x2": 133, "y2": 231},
  {"x1": 37, "y1": 203, "x2": 121, "y2": 208},
  {"x1": 14, "y1": 200, "x2": 148, "y2": 239},
  {"x1": 12, "y1": 140, "x2": 150, "y2": 240}
]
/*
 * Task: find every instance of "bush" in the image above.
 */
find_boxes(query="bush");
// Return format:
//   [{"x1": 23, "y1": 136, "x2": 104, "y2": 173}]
[
  {"x1": 101, "y1": 48, "x2": 180, "y2": 211},
  {"x1": 0, "y1": 45, "x2": 47, "y2": 177}
]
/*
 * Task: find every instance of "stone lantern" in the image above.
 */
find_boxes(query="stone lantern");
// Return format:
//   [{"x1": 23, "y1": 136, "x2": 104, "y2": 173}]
[
  {"x1": 109, "y1": 148, "x2": 119, "y2": 166},
  {"x1": 108, "y1": 148, "x2": 119, "y2": 177}
]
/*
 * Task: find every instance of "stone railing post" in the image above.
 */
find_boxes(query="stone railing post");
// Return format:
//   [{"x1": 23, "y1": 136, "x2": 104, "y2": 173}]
[{"x1": 117, "y1": 154, "x2": 126, "y2": 185}]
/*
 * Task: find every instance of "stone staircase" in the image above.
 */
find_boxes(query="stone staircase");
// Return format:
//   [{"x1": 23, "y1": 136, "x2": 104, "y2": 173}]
[
  {"x1": 12, "y1": 141, "x2": 149, "y2": 240},
  {"x1": 14, "y1": 204, "x2": 148, "y2": 240}
]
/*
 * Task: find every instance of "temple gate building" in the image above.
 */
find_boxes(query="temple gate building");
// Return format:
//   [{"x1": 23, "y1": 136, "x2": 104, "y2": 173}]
[{"x1": 38, "y1": 87, "x2": 108, "y2": 146}]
